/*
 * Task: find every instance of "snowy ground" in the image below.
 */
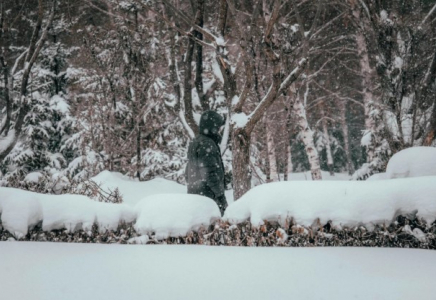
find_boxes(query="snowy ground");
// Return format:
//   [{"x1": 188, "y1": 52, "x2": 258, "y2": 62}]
[{"x1": 1, "y1": 243, "x2": 435, "y2": 300}]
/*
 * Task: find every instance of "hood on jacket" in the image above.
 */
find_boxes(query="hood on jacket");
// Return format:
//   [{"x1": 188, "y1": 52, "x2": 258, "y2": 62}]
[{"x1": 199, "y1": 110, "x2": 225, "y2": 144}]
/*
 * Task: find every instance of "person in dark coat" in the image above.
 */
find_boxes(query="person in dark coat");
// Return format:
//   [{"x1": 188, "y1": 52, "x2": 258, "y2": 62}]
[{"x1": 185, "y1": 110, "x2": 228, "y2": 216}]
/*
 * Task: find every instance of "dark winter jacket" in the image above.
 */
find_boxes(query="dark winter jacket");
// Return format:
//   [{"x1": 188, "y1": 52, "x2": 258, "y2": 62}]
[{"x1": 185, "y1": 111, "x2": 226, "y2": 208}]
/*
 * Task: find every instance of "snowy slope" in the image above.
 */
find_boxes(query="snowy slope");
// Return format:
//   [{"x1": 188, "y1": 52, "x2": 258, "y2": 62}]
[{"x1": 0, "y1": 243, "x2": 435, "y2": 300}]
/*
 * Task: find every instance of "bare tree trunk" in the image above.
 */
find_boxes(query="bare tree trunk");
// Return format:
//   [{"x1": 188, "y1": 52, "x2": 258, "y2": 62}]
[
  {"x1": 340, "y1": 101, "x2": 354, "y2": 175},
  {"x1": 265, "y1": 115, "x2": 278, "y2": 182},
  {"x1": 232, "y1": 128, "x2": 251, "y2": 200},
  {"x1": 321, "y1": 104, "x2": 334, "y2": 176},
  {"x1": 421, "y1": 52, "x2": 436, "y2": 145},
  {"x1": 0, "y1": 55, "x2": 11, "y2": 136},
  {"x1": 284, "y1": 105, "x2": 293, "y2": 181},
  {"x1": 136, "y1": 123, "x2": 141, "y2": 179},
  {"x1": 167, "y1": 31, "x2": 195, "y2": 139},
  {"x1": 217, "y1": 0, "x2": 227, "y2": 37},
  {"x1": 293, "y1": 86, "x2": 322, "y2": 180},
  {"x1": 194, "y1": 0, "x2": 208, "y2": 111},
  {"x1": 284, "y1": 142, "x2": 293, "y2": 181},
  {"x1": 183, "y1": 37, "x2": 198, "y2": 134},
  {"x1": 230, "y1": 58, "x2": 308, "y2": 199},
  {"x1": 355, "y1": 29, "x2": 376, "y2": 162}
]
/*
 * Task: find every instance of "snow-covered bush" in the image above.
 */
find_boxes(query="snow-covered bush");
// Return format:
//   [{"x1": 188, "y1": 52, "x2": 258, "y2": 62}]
[
  {"x1": 224, "y1": 177, "x2": 436, "y2": 228},
  {"x1": 386, "y1": 147, "x2": 436, "y2": 179}
]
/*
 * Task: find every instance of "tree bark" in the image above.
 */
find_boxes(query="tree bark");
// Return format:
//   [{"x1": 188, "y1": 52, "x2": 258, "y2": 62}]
[
  {"x1": 217, "y1": 0, "x2": 227, "y2": 37},
  {"x1": 355, "y1": 25, "x2": 375, "y2": 162},
  {"x1": 183, "y1": 37, "x2": 199, "y2": 134},
  {"x1": 136, "y1": 123, "x2": 141, "y2": 179},
  {"x1": 340, "y1": 101, "x2": 354, "y2": 175},
  {"x1": 321, "y1": 103, "x2": 334, "y2": 176},
  {"x1": 265, "y1": 115, "x2": 278, "y2": 182},
  {"x1": 194, "y1": 0, "x2": 208, "y2": 111},
  {"x1": 231, "y1": 128, "x2": 251, "y2": 200},
  {"x1": 284, "y1": 107, "x2": 293, "y2": 181},
  {"x1": 293, "y1": 86, "x2": 322, "y2": 180},
  {"x1": 167, "y1": 31, "x2": 195, "y2": 139},
  {"x1": 0, "y1": 55, "x2": 11, "y2": 136},
  {"x1": 284, "y1": 143, "x2": 293, "y2": 181}
]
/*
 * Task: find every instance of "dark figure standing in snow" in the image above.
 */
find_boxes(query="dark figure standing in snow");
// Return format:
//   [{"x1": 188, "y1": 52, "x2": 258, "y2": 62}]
[{"x1": 186, "y1": 111, "x2": 228, "y2": 216}]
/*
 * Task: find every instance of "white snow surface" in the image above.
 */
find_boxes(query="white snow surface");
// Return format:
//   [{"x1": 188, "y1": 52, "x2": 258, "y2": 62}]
[
  {"x1": 224, "y1": 176, "x2": 436, "y2": 228},
  {"x1": 386, "y1": 147, "x2": 436, "y2": 179},
  {"x1": 367, "y1": 172, "x2": 387, "y2": 181},
  {"x1": 231, "y1": 112, "x2": 249, "y2": 128},
  {"x1": 134, "y1": 194, "x2": 220, "y2": 239},
  {"x1": 1, "y1": 243, "x2": 436, "y2": 300}
]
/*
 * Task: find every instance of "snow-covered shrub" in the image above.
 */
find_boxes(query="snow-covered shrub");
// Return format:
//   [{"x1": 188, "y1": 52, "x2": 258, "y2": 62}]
[
  {"x1": 2, "y1": 171, "x2": 123, "y2": 203},
  {"x1": 386, "y1": 147, "x2": 436, "y2": 179}
]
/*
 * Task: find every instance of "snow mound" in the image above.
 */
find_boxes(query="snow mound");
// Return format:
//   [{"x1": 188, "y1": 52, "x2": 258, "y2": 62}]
[
  {"x1": 386, "y1": 147, "x2": 436, "y2": 179},
  {"x1": 224, "y1": 176, "x2": 436, "y2": 229},
  {"x1": 0, "y1": 187, "x2": 136, "y2": 237},
  {"x1": 134, "y1": 194, "x2": 220, "y2": 239},
  {"x1": 40, "y1": 194, "x2": 135, "y2": 233},
  {"x1": 0, "y1": 189, "x2": 42, "y2": 238},
  {"x1": 91, "y1": 171, "x2": 186, "y2": 206},
  {"x1": 24, "y1": 172, "x2": 43, "y2": 183}
]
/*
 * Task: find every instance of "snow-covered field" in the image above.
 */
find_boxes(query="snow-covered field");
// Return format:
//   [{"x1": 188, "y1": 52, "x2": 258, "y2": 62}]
[{"x1": 1, "y1": 243, "x2": 435, "y2": 300}]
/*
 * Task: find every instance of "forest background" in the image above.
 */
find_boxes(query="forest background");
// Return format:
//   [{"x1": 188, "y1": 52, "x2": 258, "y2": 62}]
[{"x1": 1, "y1": 0, "x2": 435, "y2": 200}]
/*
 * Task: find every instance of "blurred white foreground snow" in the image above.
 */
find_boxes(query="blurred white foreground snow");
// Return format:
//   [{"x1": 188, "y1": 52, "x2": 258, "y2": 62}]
[{"x1": 0, "y1": 243, "x2": 435, "y2": 300}]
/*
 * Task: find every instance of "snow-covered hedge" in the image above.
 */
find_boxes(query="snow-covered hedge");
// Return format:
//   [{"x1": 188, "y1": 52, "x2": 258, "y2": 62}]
[
  {"x1": 1, "y1": 175, "x2": 436, "y2": 248},
  {"x1": 0, "y1": 188, "x2": 219, "y2": 239},
  {"x1": 224, "y1": 176, "x2": 436, "y2": 229}
]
